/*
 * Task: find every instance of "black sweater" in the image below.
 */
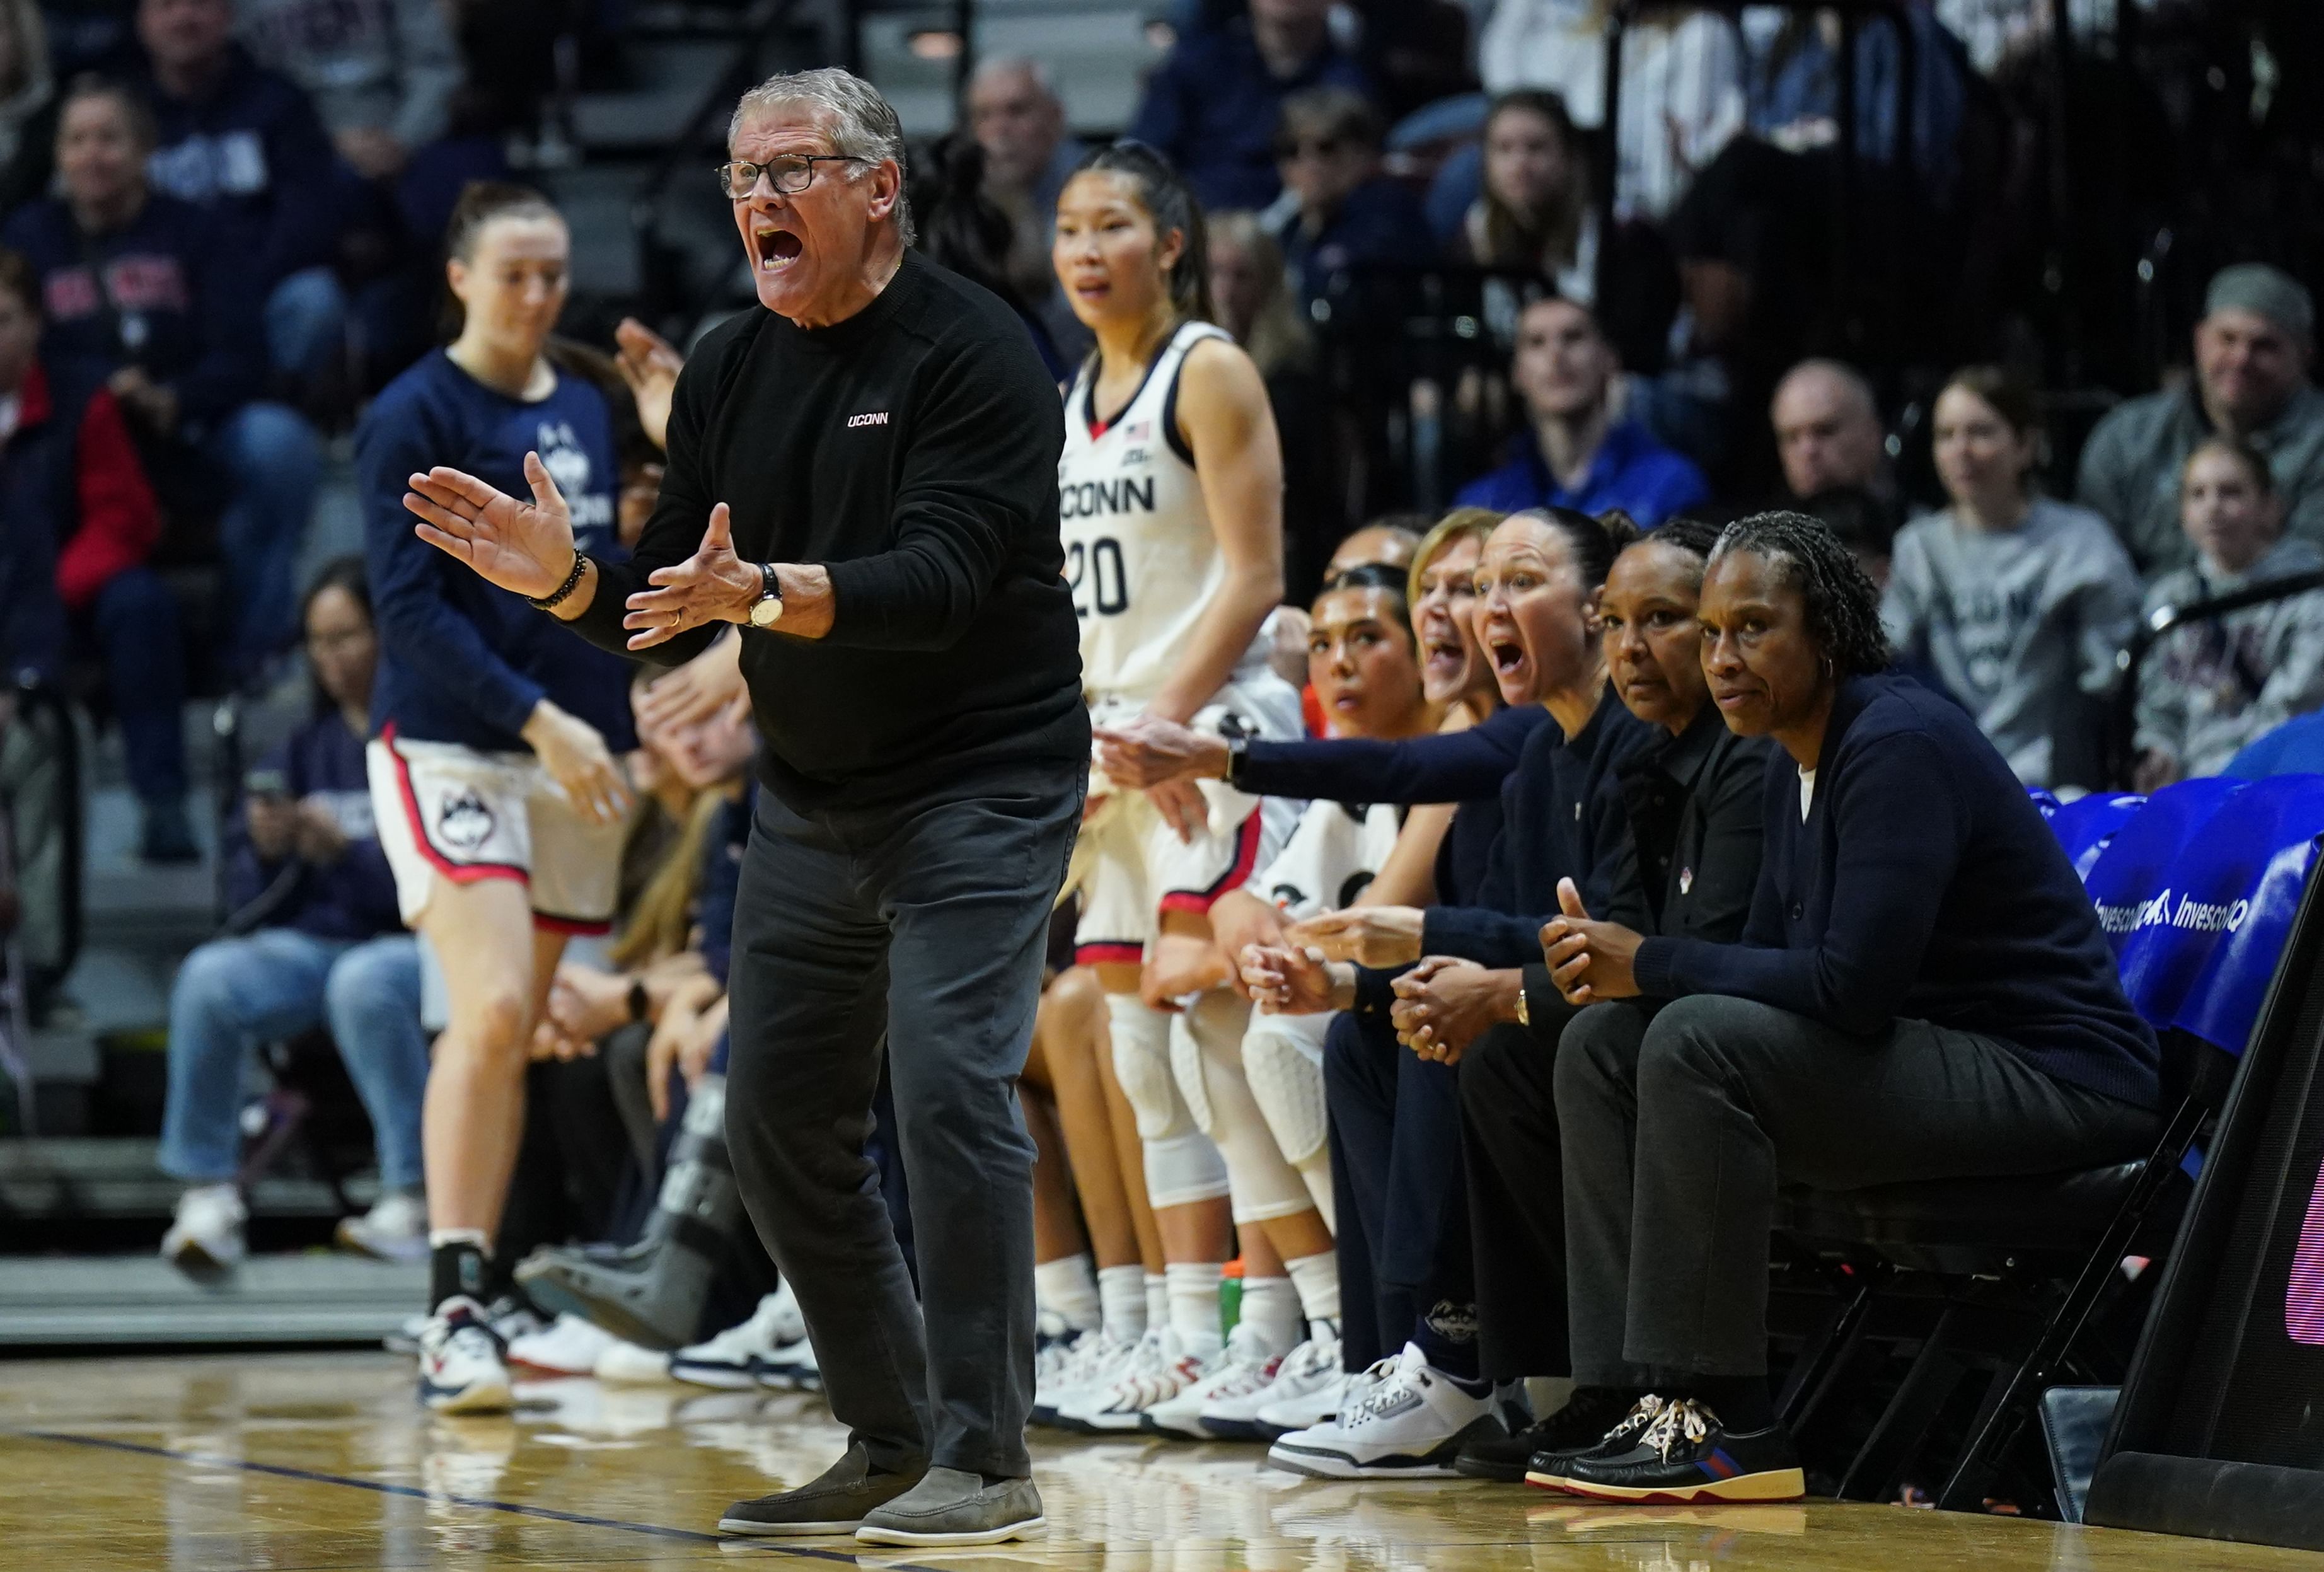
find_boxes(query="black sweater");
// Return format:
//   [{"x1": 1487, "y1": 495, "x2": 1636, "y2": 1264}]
[
  {"x1": 571, "y1": 251, "x2": 1087, "y2": 809},
  {"x1": 1634, "y1": 671, "x2": 2160, "y2": 1109}
]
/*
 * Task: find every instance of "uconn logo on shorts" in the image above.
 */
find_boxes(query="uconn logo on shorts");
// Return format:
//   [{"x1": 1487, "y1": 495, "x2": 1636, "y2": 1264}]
[{"x1": 438, "y1": 789, "x2": 496, "y2": 854}]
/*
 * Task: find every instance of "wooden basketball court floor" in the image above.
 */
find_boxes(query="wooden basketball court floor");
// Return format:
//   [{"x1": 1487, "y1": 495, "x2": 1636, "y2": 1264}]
[{"x1": 3, "y1": 1350, "x2": 2318, "y2": 1571}]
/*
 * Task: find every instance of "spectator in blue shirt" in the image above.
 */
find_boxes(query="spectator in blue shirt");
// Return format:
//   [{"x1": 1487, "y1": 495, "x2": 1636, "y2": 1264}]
[
  {"x1": 1126, "y1": 0, "x2": 1372, "y2": 212},
  {"x1": 1457, "y1": 295, "x2": 1711, "y2": 526},
  {"x1": 1263, "y1": 85, "x2": 1434, "y2": 314},
  {"x1": 132, "y1": 0, "x2": 349, "y2": 391},
  {"x1": 1, "y1": 77, "x2": 322, "y2": 678},
  {"x1": 158, "y1": 557, "x2": 430, "y2": 1274}
]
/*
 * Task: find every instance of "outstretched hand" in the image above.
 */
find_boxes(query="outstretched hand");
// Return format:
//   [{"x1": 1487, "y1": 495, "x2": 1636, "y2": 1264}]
[
  {"x1": 1092, "y1": 714, "x2": 1231, "y2": 789},
  {"x1": 615, "y1": 318, "x2": 684, "y2": 453},
  {"x1": 406, "y1": 453, "x2": 577, "y2": 600},
  {"x1": 621, "y1": 502, "x2": 760, "y2": 650},
  {"x1": 1539, "y1": 877, "x2": 1644, "y2": 1005}
]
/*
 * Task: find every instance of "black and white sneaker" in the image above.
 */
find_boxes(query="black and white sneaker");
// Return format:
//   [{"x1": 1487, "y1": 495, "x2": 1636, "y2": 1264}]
[
  {"x1": 1542, "y1": 1397, "x2": 1805, "y2": 1504},
  {"x1": 1457, "y1": 1386, "x2": 1642, "y2": 1481}
]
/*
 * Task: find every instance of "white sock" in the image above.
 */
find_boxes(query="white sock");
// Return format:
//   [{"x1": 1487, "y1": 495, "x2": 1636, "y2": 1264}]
[
  {"x1": 1099, "y1": 1264, "x2": 1147, "y2": 1342},
  {"x1": 1164, "y1": 1261, "x2": 1225, "y2": 1358},
  {"x1": 1239, "y1": 1274, "x2": 1303, "y2": 1356},
  {"x1": 1034, "y1": 1252, "x2": 1101, "y2": 1334},
  {"x1": 1145, "y1": 1273, "x2": 1169, "y2": 1336},
  {"x1": 1284, "y1": 1249, "x2": 1342, "y2": 1326},
  {"x1": 429, "y1": 1227, "x2": 489, "y2": 1250}
]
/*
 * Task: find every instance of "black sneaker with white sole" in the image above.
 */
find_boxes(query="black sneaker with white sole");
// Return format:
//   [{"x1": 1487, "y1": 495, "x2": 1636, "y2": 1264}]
[
  {"x1": 1544, "y1": 1397, "x2": 1805, "y2": 1504},
  {"x1": 1457, "y1": 1386, "x2": 1643, "y2": 1481}
]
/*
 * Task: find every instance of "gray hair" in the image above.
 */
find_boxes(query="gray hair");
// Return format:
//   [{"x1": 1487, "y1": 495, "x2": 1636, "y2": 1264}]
[{"x1": 729, "y1": 66, "x2": 915, "y2": 245}]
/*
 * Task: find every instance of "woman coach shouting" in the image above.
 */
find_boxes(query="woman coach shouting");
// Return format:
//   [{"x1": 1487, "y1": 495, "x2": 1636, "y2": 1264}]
[{"x1": 402, "y1": 68, "x2": 1084, "y2": 1551}]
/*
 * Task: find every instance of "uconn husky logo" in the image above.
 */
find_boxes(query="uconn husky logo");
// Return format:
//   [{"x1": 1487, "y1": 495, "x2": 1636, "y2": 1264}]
[{"x1": 437, "y1": 789, "x2": 495, "y2": 854}]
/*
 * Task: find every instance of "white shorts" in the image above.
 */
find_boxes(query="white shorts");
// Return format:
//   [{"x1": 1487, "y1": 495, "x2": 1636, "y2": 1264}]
[
  {"x1": 1070, "y1": 677, "x2": 1305, "y2": 967},
  {"x1": 367, "y1": 728, "x2": 627, "y2": 934}
]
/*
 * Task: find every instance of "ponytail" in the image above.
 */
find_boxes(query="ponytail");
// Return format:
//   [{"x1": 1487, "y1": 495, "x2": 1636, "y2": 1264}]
[{"x1": 1073, "y1": 140, "x2": 1215, "y2": 327}]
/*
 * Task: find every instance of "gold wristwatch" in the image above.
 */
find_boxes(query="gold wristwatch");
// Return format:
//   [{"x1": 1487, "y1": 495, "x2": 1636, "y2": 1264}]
[{"x1": 1515, "y1": 978, "x2": 1531, "y2": 1028}]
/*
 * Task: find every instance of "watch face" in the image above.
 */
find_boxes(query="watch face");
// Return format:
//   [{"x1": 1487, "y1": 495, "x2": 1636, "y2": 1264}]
[{"x1": 750, "y1": 596, "x2": 782, "y2": 628}]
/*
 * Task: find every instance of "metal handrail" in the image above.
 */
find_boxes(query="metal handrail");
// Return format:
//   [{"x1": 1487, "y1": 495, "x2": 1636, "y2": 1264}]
[{"x1": 2108, "y1": 569, "x2": 2324, "y2": 787}]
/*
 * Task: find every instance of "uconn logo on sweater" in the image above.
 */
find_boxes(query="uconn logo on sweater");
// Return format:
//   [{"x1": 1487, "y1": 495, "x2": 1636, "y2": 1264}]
[{"x1": 537, "y1": 420, "x2": 613, "y2": 532}]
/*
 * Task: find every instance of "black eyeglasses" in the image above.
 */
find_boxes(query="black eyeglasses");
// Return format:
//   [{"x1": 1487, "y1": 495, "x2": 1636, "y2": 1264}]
[{"x1": 716, "y1": 154, "x2": 869, "y2": 199}]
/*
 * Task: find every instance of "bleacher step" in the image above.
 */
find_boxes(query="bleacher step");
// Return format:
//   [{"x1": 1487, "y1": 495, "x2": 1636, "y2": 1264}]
[
  {"x1": 1, "y1": 1137, "x2": 381, "y2": 1222},
  {"x1": 0, "y1": 1252, "x2": 420, "y2": 1346}
]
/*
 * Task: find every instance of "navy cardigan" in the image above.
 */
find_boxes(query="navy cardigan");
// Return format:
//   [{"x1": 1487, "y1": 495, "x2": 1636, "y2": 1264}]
[{"x1": 1633, "y1": 671, "x2": 2160, "y2": 1108}]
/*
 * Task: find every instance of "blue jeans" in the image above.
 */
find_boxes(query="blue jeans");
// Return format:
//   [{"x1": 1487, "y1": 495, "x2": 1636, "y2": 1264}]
[
  {"x1": 264, "y1": 266, "x2": 348, "y2": 385},
  {"x1": 82, "y1": 567, "x2": 187, "y2": 806},
  {"x1": 207, "y1": 402, "x2": 322, "y2": 671},
  {"x1": 159, "y1": 929, "x2": 429, "y2": 1190}
]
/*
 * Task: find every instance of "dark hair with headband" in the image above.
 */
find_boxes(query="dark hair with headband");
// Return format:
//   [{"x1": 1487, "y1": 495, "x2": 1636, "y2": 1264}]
[{"x1": 1072, "y1": 140, "x2": 1215, "y2": 327}]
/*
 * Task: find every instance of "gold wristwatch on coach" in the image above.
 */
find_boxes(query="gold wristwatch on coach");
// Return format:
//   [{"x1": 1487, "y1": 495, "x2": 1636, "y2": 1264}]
[
  {"x1": 1515, "y1": 978, "x2": 1531, "y2": 1028},
  {"x1": 749, "y1": 562, "x2": 784, "y2": 628}
]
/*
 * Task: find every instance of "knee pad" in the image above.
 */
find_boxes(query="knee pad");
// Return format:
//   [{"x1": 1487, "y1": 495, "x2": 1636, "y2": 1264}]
[
  {"x1": 1244, "y1": 1015, "x2": 1331, "y2": 1170},
  {"x1": 1183, "y1": 990, "x2": 1315, "y2": 1227},
  {"x1": 1167, "y1": 991, "x2": 1249, "y2": 1138},
  {"x1": 1105, "y1": 991, "x2": 1190, "y2": 1142},
  {"x1": 1142, "y1": 1128, "x2": 1230, "y2": 1209}
]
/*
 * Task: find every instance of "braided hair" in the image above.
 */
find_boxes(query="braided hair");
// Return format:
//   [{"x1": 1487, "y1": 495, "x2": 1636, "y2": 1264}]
[
  {"x1": 1072, "y1": 141, "x2": 1215, "y2": 326},
  {"x1": 1709, "y1": 511, "x2": 1891, "y2": 676}
]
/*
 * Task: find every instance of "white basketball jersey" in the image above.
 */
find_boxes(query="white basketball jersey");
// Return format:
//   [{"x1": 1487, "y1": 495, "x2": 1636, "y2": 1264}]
[
  {"x1": 1256, "y1": 800, "x2": 1404, "y2": 922},
  {"x1": 1058, "y1": 320, "x2": 1271, "y2": 705}
]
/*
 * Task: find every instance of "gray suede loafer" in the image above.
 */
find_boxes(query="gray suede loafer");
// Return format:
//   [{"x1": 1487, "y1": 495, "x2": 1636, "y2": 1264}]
[
  {"x1": 852, "y1": 1465, "x2": 1046, "y2": 1547},
  {"x1": 718, "y1": 1442, "x2": 925, "y2": 1537}
]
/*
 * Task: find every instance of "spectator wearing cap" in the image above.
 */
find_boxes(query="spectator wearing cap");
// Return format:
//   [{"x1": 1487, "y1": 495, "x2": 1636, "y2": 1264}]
[
  {"x1": 2079, "y1": 263, "x2": 2324, "y2": 577},
  {"x1": 1126, "y1": 0, "x2": 1371, "y2": 212},
  {"x1": 131, "y1": 0, "x2": 349, "y2": 392},
  {"x1": 966, "y1": 55, "x2": 1089, "y2": 366},
  {"x1": 0, "y1": 241, "x2": 193, "y2": 869},
  {"x1": 1263, "y1": 85, "x2": 1433, "y2": 314},
  {"x1": 1455, "y1": 294, "x2": 1710, "y2": 526}
]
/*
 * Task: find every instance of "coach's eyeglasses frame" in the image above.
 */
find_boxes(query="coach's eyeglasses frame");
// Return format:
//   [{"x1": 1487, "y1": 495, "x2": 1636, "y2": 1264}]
[{"x1": 717, "y1": 154, "x2": 871, "y2": 199}]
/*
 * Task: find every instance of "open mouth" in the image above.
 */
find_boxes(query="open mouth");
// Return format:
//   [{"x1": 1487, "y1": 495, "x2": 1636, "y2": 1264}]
[
  {"x1": 751, "y1": 220, "x2": 804, "y2": 274},
  {"x1": 1421, "y1": 635, "x2": 1466, "y2": 681},
  {"x1": 1487, "y1": 635, "x2": 1529, "y2": 678},
  {"x1": 1070, "y1": 274, "x2": 1111, "y2": 303}
]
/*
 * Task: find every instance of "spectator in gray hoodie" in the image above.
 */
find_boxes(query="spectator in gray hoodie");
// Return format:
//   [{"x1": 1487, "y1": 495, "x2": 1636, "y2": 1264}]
[
  {"x1": 2134, "y1": 436, "x2": 2324, "y2": 789},
  {"x1": 234, "y1": 0, "x2": 458, "y2": 180},
  {"x1": 1884, "y1": 366, "x2": 2142, "y2": 789},
  {"x1": 2078, "y1": 263, "x2": 2324, "y2": 577}
]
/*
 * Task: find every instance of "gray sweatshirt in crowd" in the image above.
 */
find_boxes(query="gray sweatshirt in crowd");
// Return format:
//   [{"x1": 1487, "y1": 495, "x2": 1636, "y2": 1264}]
[
  {"x1": 1882, "y1": 496, "x2": 2143, "y2": 788},
  {"x1": 2136, "y1": 536, "x2": 2324, "y2": 779},
  {"x1": 2077, "y1": 382, "x2": 2324, "y2": 577},
  {"x1": 236, "y1": 0, "x2": 460, "y2": 149}
]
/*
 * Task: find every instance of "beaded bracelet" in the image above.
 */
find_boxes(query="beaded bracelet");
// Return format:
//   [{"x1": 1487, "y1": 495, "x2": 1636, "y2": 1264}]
[{"x1": 528, "y1": 551, "x2": 588, "y2": 611}]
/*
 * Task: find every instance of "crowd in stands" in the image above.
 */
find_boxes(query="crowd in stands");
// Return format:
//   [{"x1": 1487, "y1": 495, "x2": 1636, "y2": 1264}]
[{"x1": 1, "y1": 0, "x2": 2323, "y2": 1510}]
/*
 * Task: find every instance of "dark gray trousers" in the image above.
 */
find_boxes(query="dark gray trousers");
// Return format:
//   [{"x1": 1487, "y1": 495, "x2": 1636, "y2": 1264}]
[
  {"x1": 725, "y1": 764, "x2": 1080, "y2": 1478},
  {"x1": 1555, "y1": 995, "x2": 2158, "y2": 1386}
]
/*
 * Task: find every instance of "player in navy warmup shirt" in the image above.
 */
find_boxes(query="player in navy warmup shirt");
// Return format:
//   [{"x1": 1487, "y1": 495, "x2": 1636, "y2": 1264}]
[{"x1": 356, "y1": 183, "x2": 637, "y2": 1415}]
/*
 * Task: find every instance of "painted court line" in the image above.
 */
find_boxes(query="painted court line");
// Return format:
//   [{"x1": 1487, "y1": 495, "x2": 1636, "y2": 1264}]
[{"x1": 13, "y1": 1428, "x2": 949, "y2": 1569}]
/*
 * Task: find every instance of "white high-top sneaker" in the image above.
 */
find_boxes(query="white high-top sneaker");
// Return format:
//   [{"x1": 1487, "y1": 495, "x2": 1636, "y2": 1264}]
[
  {"x1": 1144, "y1": 1322, "x2": 1283, "y2": 1440},
  {"x1": 507, "y1": 1313, "x2": 619, "y2": 1376},
  {"x1": 1213, "y1": 1323, "x2": 1344, "y2": 1441},
  {"x1": 1053, "y1": 1326, "x2": 1178, "y2": 1432},
  {"x1": 161, "y1": 1184, "x2": 246, "y2": 1274},
  {"x1": 671, "y1": 1285, "x2": 807, "y2": 1390},
  {"x1": 1265, "y1": 1341, "x2": 1500, "y2": 1479},
  {"x1": 417, "y1": 1295, "x2": 514, "y2": 1414},
  {"x1": 1032, "y1": 1326, "x2": 1128, "y2": 1426}
]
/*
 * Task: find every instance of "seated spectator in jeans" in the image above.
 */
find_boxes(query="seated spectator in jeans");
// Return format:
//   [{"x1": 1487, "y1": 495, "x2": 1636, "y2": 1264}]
[
  {"x1": 0, "y1": 242, "x2": 194, "y2": 862},
  {"x1": 2134, "y1": 436, "x2": 2324, "y2": 789},
  {"x1": 1882, "y1": 366, "x2": 2140, "y2": 789},
  {"x1": 2080, "y1": 264, "x2": 2324, "y2": 577},
  {"x1": 3, "y1": 77, "x2": 321, "y2": 678},
  {"x1": 157, "y1": 557, "x2": 427, "y2": 1273},
  {"x1": 1127, "y1": 0, "x2": 1370, "y2": 212},
  {"x1": 1262, "y1": 86, "x2": 1433, "y2": 314},
  {"x1": 1456, "y1": 296, "x2": 1709, "y2": 526},
  {"x1": 1535, "y1": 512, "x2": 2159, "y2": 1505},
  {"x1": 132, "y1": 0, "x2": 348, "y2": 393},
  {"x1": 0, "y1": 0, "x2": 56, "y2": 217}
]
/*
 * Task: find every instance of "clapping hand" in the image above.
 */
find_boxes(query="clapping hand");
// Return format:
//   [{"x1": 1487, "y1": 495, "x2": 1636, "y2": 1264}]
[
  {"x1": 1539, "y1": 877, "x2": 1644, "y2": 1005},
  {"x1": 1389, "y1": 957, "x2": 1517, "y2": 1065},
  {"x1": 621, "y1": 504, "x2": 764, "y2": 650},
  {"x1": 615, "y1": 318, "x2": 684, "y2": 453},
  {"x1": 1237, "y1": 942, "x2": 1347, "y2": 1015},
  {"x1": 406, "y1": 453, "x2": 577, "y2": 600}
]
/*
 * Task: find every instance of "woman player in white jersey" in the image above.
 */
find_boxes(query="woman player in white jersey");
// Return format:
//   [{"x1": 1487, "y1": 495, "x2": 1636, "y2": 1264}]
[{"x1": 1043, "y1": 142, "x2": 1309, "y2": 1427}]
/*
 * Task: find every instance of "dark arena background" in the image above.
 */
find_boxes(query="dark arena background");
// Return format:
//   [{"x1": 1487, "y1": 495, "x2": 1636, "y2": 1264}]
[{"x1": 13, "y1": 0, "x2": 2324, "y2": 1566}]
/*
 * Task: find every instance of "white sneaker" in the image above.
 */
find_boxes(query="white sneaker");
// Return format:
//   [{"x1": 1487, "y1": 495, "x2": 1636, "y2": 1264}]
[
  {"x1": 755, "y1": 1327, "x2": 820, "y2": 1392},
  {"x1": 1214, "y1": 1325, "x2": 1344, "y2": 1441},
  {"x1": 1266, "y1": 1342, "x2": 1498, "y2": 1478},
  {"x1": 1146, "y1": 1322, "x2": 1283, "y2": 1440},
  {"x1": 507, "y1": 1313, "x2": 618, "y2": 1376},
  {"x1": 1063, "y1": 1326, "x2": 1212, "y2": 1433},
  {"x1": 1032, "y1": 1327, "x2": 1126, "y2": 1426},
  {"x1": 593, "y1": 1336, "x2": 674, "y2": 1384},
  {"x1": 335, "y1": 1191, "x2": 428, "y2": 1263},
  {"x1": 161, "y1": 1184, "x2": 246, "y2": 1274},
  {"x1": 671, "y1": 1286, "x2": 808, "y2": 1389},
  {"x1": 417, "y1": 1296, "x2": 514, "y2": 1413}
]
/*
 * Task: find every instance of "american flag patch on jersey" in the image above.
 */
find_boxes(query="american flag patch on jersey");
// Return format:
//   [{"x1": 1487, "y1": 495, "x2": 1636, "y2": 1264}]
[{"x1": 1123, "y1": 419, "x2": 1151, "y2": 442}]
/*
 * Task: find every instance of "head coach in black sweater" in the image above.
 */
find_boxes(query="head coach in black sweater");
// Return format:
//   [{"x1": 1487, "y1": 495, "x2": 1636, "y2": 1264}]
[
  {"x1": 1532, "y1": 512, "x2": 2160, "y2": 1505},
  {"x1": 400, "y1": 69, "x2": 1082, "y2": 1548}
]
